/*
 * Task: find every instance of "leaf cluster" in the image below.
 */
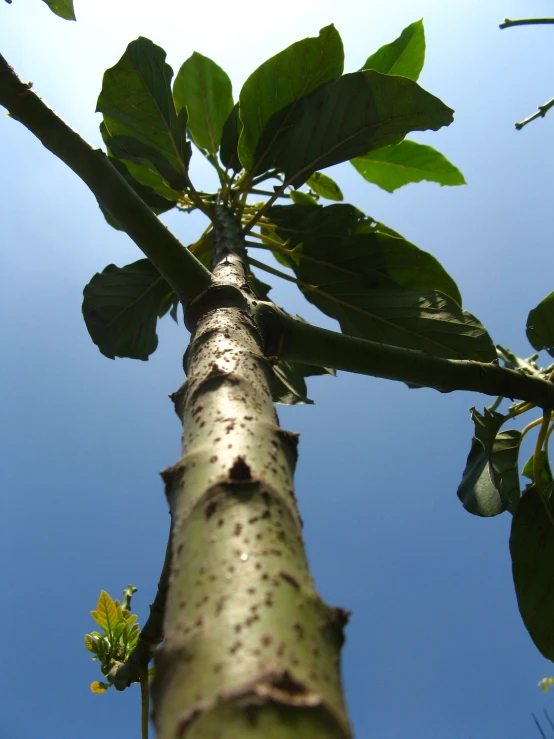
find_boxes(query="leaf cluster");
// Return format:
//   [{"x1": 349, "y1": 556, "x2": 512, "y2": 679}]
[
  {"x1": 81, "y1": 20, "x2": 495, "y2": 405},
  {"x1": 84, "y1": 588, "x2": 146, "y2": 694}
]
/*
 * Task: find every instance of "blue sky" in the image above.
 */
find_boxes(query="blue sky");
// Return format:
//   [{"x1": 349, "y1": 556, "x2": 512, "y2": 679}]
[{"x1": 2, "y1": 1, "x2": 554, "y2": 737}]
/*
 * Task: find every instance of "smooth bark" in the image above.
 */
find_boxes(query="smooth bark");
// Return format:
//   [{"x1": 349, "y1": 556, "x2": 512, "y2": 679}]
[{"x1": 153, "y1": 210, "x2": 352, "y2": 737}]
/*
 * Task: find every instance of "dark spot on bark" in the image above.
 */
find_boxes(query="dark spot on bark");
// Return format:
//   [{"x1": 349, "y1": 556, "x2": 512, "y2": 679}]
[
  {"x1": 229, "y1": 641, "x2": 242, "y2": 655},
  {"x1": 205, "y1": 501, "x2": 217, "y2": 519},
  {"x1": 261, "y1": 634, "x2": 272, "y2": 646},
  {"x1": 233, "y1": 522, "x2": 242, "y2": 536},
  {"x1": 218, "y1": 518, "x2": 224, "y2": 527},
  {"x1": 292, "y1": 622, "x2": 304, "y2": 639},
  {"x1": 279, "y1": 571, "x2": 299, "y2": 589},
  {"x1": 210, "y1": 456, "x2": 218, "y2": 463},
  {"x1": 247, "y1": 587, "x2": 256, "y2": 594},
  {"x1": 229, "y1": 457, "x2": 251, "y2": 481}
]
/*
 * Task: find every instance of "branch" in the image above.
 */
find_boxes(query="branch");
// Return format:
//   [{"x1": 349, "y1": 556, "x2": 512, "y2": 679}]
[
  {"x1": 500, "y1": 18, "x2": 554, "y2": 30},
  {"x1": 257, "y1": 306, "x2": 554, "y2": 407},
  {"x1": 514, "y1": 96, "x2": 554, "y2": 130},
  {"x1": 0, "y1": 53, "x2": 212, "y2": 303},
  {"x1": 108, "y1": 526, "x2": 172, "y2": 690}
]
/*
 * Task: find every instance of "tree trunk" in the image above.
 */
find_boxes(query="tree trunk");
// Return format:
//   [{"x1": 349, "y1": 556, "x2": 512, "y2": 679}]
[{"x1": 152, "y1": 208, "x2": 352, "y2": 738}]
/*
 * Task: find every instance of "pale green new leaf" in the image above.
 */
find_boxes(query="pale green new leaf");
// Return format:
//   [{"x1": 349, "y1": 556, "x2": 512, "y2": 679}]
[
  {"x1": 351, "y1": 140, "x2": 465, "y2": 193},
  {"x1": 238, "y1": 25, "x2": 344, "y2": 170},
  {"x1": 90, "y1": 591, "x2": 118, "y2": 635},
  {"x1": 361, "y1": 19, "x2": 425, "y2": 81},
  {"x1": 173, "y1": 52, "x2": 233, "y2": 153}
]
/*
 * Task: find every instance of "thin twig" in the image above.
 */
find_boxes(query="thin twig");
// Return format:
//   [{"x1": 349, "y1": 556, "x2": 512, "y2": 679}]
[{"x1": 500, "y1": 18, "x2": 554, "y2": 30}]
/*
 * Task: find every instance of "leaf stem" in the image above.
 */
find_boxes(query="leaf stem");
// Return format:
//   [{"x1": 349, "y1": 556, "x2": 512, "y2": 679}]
[{"x1": 247, "y1": 255, "x2": 298, "y2": 284}]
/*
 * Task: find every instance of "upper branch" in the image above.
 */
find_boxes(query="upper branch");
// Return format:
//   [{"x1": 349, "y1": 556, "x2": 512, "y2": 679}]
[
  {"x1": 0, "y1": 53, "x2": 212, "y2": 303},
  {"x1": 258, "y1": 306, "x2": 554, "y2": 408}
]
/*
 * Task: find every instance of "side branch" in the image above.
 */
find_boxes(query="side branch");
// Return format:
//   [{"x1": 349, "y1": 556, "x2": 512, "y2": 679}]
[
  {"x1": 0, "y1": 53, "x2": 212, "y2": 302},
  {"x1": 258, "y1": 307, "x2": 554, "y2": 407}
]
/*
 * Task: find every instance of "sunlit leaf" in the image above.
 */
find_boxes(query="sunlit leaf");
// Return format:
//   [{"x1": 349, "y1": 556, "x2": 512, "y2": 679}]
[
  {"x1": 351, "y1": 140, "x2": 465, "y2": 193},
  {"x1": 84, "y1": 634, "x2": 97, "y2": 654},
  {"x1": 42, "y1": 0, "x2": 75, "y2": 20},
  {"x1": 97, "y1": 38, "x2": 188, "y2": 188},
  {"x1": 173, "y1": 52, "x2": 233, "y2": 153},
  {"x1": 511, "y1": 484, "x2": 554, "y2": 660},
  {"x1": 91, "y1": 591, "x2": 118, "y2": 635},
  {"x1": 90, "y1": 681, "x2": 110, "y2": 694},
  {"x1": 83, "y1": 260, "x2": 173, "y2": 360},
  {"x1": 254, "y1": 70, "x2": 454, "y2": 186},
  {"x1": 238, "y1": 25, "x2": 344, "y2": 170},
  {"x1": 361, "y1": 19, "x2": 425, "y2": 81},
  {"x1": 289, "y1": 190, "x2": 318, "y2": 207},
  {"x1": 527, "y1": 292, "x2": 554, "y2": 357},
  {"x1": 307, "y1": 171, "x2": 343, "y2": 201}
]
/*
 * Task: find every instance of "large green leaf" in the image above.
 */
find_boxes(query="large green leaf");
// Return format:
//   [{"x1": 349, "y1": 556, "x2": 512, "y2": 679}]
[
  {"x1": 42, "y1": 0, "x2": 75, "y2": 20},
  {"x1": 272, "y1": 361, "x2": 335, "y2": 405},
  {"x1": 238, "y1": 25, "x2": 344, "y2": 171},
  {"x1": 527, "y1": 292, "x2": 554, "y2": 357},
  {"x1": 219, "y1": 104, "x2": 242, "y2": 171},
  {"x1": 307, "y1": 172, "x2": 344, "y2": 201},
  {"x1": 105, "y1": 134, "x2": 188, "y2": 191},
  {"x1": 361, "y1": 19, "x2": 425, "y2": 81},
  {"x1": 82, "y1": 259, "x2": 173, "y2": 360},
  {"x1": 457, "y1": 408, "x2": 522, "y2": 516},
  {"x1": 173, "y1": 52, "x2": 233, "y2": 154},
  {"x1": 510, "y1": 485, "x2": 554, "y2": 661},
  {"x1": 254, "y1": 70, "x2": 454, "y2": 187},
  {"x1": 351, "y1": 140, "x2": 465, "y2": 193},
  {"x1": 266, "y1": 204, "x2": 494, "y2": 361},
  {"x1": 96, "y1": 38, "x2": 188, "y2": 186},
  {"x1": 269, "y1": 203, "x2": 461, "y2": 303}
]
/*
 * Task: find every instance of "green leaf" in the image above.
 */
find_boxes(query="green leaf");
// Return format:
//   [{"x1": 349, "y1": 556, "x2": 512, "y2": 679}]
[
  {"x1": 91, "y1": 681, "x2": 110, "y2": 694},
  {"x1": 457, "y1": 408, "x2": 522, "y2": 516},
  {"x1": 82, "y1": 259, "x2": 173, "y2": 360},
  {"x1": 522, "y1": 451, "x2": 552, "y2": 487},
  {"x1": 100, "y1": 122, "x2": 181, "y2": 208},
  {"x1": 266, "y1": 204, "x2": 493, "y2": 361},
  {"x1": 272, "y1": 361, "x2": 335, "y2": 405},
  {"x1": 351, "y1": 140, "x2": 466, "y2": 193},
  {"x1": 173, "y1": 52, "x2": 233, "y2": 154},
  {"x1": 41, "y1": 0, "x2": 75, "y2": 20},
  {"x1": 254, "y1": 70, "x2": 454, "y2": 187},
  {"x1": 307, "y1": 172, "x2": 343, "y2": 201},
  {"x1": 238, "y1": 25, "x2": 344, "y2": 170},
  {"x1": 527, "y1": 292, "x2": 554, "y2": 357},
  {"x1": 97, "y1": 38, "x2": 188, "y2": 188},
  {"x1": 361, "y1": 19, "x2": 425, "y2": 81},
  {"x1": 91, "y1": 591, "x2": 118, "y2": 635},
  {"x1": 105, "y1": 134, "x2": 188, "y2": 191},
  {"x1": 289, "y1": 190, "x2": 318, "y2": 207},
  {"x1": 220, "y1": 104, "x2": 242, "y2": 171},
  {"x1": 510, "y1": 485, "x2": 554, "y2": 660}
]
